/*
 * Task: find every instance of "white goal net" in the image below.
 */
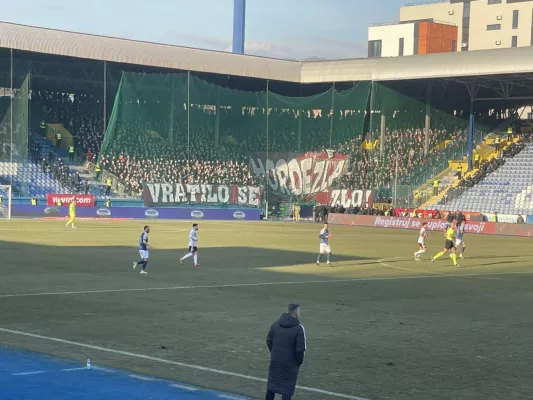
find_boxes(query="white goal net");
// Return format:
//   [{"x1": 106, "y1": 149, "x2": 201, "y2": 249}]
[{"x1": 0, "y1": 185, "x2": 12, "y2": 219}]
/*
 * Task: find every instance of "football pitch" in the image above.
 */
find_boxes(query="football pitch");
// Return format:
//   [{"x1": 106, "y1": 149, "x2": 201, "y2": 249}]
[{"x1": 1, "y1": 219, "x2": 533, "y2": 400}]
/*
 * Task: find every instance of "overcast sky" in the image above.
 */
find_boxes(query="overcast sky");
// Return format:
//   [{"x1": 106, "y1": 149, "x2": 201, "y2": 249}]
[{"x1": 2, "y1": 0, "x2": 408, "y2": 60}]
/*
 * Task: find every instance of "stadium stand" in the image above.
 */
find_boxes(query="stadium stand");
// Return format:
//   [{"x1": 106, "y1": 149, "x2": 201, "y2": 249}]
[
  {"x1": 0, "y1": 54, "x2": 516, "y2": 207},
  {"x1": 436, "y1": 135, "x2": 533, "y2": 215},
  {"x1": 31, "y1": 90, "x2": 105, "y2": 161},
  {"x1": 0, "y1": 132, "x2": 82, "y2": 197},
  {"x1": 92, "y1": 74, "x2": 492, "y2": 202}
]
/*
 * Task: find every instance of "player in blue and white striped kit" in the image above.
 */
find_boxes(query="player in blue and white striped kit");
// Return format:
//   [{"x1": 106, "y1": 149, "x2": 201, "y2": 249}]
[
  {"x1": 316, "y1": 222, "x2": 332, "y2": 266},
  {"x1": 455, "y1": 220, "x2": 466, "y2": 259},
  {"x1": 133, "y1": 225, "x2": 151, "y2": 275}
]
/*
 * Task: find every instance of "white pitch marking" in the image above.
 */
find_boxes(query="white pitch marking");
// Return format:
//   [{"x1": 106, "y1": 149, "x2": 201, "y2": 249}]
[
  {"x1": 170, "y1": 383, "x2": 199, "y2": 391},
  {"x1": 0, "y1": 327, "x2": 370, "y2": 400},
  {"x1": 11, "y1": 370, "x2": 46, "y2": 376},
  {"x1": 379, "y1": 257, "x2": 513, "y2": 281},
  {"x1": 378, "y1": 257, "x2": 444, "y2": 275},
  {"x1": 128, "y1": 374, "x2": 155, "y2": 381},
  {"x1": 2, "y1": 270, "x2": 532, "y2": 300},
  {"x1": 62, "y1": 367, "x2": 87, "y2": 372},
  {"x1": 92, "y1": 366, "x2": 115, "y2": 373},
  {"x1": 217, "y1": 395, "x2": 248, "y2": 400}
]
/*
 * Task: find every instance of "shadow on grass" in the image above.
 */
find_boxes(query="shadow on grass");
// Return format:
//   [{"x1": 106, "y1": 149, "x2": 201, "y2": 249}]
[
  {"x1": 471, "y1": 260, "x2": 522, "y2": 267},
  {"x1": 0, "y1": 241, "x2": 371, "y2": 270},
  {"x1": 0, "y1": 240, "x2": 377, "y2": 298}
]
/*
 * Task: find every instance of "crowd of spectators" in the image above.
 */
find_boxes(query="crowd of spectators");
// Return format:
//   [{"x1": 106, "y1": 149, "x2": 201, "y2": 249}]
[
  {"x1": 337, "y1": 121, "x2": 471, "y2": 193},
  {"x1": 25, "y1": 132, "x2": 83, "y2": 194},
  {"x1": 32, "y1": 90, "x2": 106, "y2": 160},
  {"x1": 31, "y1": 87, "x2": 502, "y2": 200},
  {"x1": 98, "y1": 119, "x2": 255, "y2": 195},
  {"x1": 314, "y1": 203, "x2": 385, "y2": 221}
]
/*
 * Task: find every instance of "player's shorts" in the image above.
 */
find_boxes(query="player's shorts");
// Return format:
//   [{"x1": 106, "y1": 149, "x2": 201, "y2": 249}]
[
  {"x1": 444, "y1": 240, "x2": 455, "y2": 250},
  {"x1": 188, "y1": 246, "x2": 198, "y2": 252},
  {"x1": 319, "y1": 243, "x2": 331, "y2": 253},
  {"x1": 139, "y1": 250, "x2": 150, "y2": 259},
  {"x1": 455, "y1": 239, "x2": 464, "y2": 247},
  {"x1": 417, "y1": 240, "x2": 426, "y2": 249}
]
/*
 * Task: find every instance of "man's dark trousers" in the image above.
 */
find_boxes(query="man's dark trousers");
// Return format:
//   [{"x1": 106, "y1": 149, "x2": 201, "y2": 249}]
[{"x1": 265, "y1": 389, "x2": 291, "y2": 400}]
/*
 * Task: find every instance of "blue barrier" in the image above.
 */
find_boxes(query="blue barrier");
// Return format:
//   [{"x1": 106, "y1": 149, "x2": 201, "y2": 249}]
[
  {"x1": 12, "y1": 205, "x2": 261, "y2": 220},
  {"x1": 526, "y1": 215, "x2": 533, "y2": 224}
]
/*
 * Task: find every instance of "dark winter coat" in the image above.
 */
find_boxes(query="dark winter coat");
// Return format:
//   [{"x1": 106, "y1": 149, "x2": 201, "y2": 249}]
[{"x1": 266, "y1": 313, "x2": 306, "y2": 397}]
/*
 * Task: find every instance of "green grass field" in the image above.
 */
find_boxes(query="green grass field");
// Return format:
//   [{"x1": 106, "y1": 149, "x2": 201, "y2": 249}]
[{"x1": 1, "y1": 219, "x2": 533, "y2": 400}]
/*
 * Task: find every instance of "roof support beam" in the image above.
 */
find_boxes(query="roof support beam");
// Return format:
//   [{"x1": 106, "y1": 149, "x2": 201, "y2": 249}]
[
  {"x1": 466, "y1": 83, "x2": 478, "y2": 172},
  {"x1": 475, "y1": 96, "x2": 533, "y2": 101}
]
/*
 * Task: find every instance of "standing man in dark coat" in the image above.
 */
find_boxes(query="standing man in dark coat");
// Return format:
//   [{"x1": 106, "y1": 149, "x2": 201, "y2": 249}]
[{"x1": 265, "y1": 304, "x2": 306, "y2": 400}]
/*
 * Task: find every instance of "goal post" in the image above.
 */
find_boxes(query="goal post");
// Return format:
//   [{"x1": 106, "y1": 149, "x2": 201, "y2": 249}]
[{"x1": 0, "y1": 185, "x2": 12, "y2": 219}]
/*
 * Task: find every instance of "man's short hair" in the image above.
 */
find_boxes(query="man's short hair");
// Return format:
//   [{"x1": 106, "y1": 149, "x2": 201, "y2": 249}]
[
  {"x1": 192, "y1": 223, "x2": 198, "y2": 227},
  {"x1": 288, "y1": 304, "x2": 300, "y2": 314}
]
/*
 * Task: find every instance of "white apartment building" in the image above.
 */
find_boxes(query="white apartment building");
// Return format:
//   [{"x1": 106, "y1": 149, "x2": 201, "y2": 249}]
[
  {"x1": 369, "y1": 0, "x2": 533, "y2": 57},
  {"x1": 368, "y1": 22, "x2": 418, "y2": 57}
]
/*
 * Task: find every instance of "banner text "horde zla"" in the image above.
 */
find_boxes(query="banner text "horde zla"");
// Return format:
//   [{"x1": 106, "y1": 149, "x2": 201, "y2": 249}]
[{"x1": 143, "y1": 183, "x2": 263, "y2": 207}]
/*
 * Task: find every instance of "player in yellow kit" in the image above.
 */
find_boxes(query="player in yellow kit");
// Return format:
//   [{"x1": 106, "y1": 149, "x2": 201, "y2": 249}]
[
  {"x1": 65, "y1": 199, "x2": 76, "y2": 229},
  {"x1": 431, "y1": 223, "x2": 459, "y2": 267}
]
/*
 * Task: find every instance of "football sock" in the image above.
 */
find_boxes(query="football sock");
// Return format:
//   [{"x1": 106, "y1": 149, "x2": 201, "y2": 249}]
[
  {"x1": 461, "y1": 246, "x2": 466, "y2": 254},
  {"x1": 327, "y1": 252, "x2": 331, "y2": 263},
  {"x1": 137, "y1": 260, "x2": 144, "y2": 265},
  {"x1": 182, "y1": 253, "x2": 193, "y2": 260},
  {"x1": 317, "y1": 254, "x2": 323, "y2": 263},
  {"x1": 142, "y1": 261, "x2": 148, "y2": 270},
  {"x1": 451, "y1": 254, "x2": 457, "y2": 266},
  {"x1": 433, "y1": 252, "x2": 444, "y2": 260},
  {"x1": 194, "y1": 253, "x2": 198, "y2": 264},
  {"x1": 415, "y1": 250, "x2": 425, "y2": 257}
]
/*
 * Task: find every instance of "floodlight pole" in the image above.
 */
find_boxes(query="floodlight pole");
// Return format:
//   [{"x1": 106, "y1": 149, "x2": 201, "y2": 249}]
[{"x1": 232, "y1": 0, "x2": 246, "y2": 54}]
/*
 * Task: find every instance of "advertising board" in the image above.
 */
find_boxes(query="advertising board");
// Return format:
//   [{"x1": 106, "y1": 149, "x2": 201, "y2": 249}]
[
  {"x1": 46, "y1": 194, "x2": 95, "y2": 207},
  {"x1": 328, "y1": 214, "x2": 533, "y2": 237},
  {"x1": 12, "y1": 205, "x2": 260, "y2": 221}
]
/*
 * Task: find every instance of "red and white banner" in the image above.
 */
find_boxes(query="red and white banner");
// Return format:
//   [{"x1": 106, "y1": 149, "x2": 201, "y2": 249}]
[
  {"x1": 314, "y1": 189, "x2": 373, "y2": 208},
  {"x1": 46, "y1": 194, "x2": 95, "y2": 207},
  {"x1": 249, "y1": 151, "x2": 350, "y2": 201},
  {"x1": 143, "y1": 183, "x2": 263, "y2": 207}
]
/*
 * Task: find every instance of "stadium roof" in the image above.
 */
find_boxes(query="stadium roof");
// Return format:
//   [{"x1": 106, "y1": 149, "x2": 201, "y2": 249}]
[
  {"x1": 2, "y1": 21, "x2": 533, "y2": 84},
  {"x1": 0, "y1": 21, "x2": 301, "y2": 82}
]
